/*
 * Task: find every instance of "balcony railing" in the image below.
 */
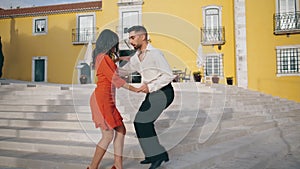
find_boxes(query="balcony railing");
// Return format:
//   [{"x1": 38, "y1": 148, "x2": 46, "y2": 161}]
[
  {"x1": 72, "y1": 27, "x2": 99, "y2": 44},
  {"x1": 274, "y1": 11, "x2": 300, "y2": 35},
  {"x1": 201, "y1": 27, "x2": 225, "y2": 46}
]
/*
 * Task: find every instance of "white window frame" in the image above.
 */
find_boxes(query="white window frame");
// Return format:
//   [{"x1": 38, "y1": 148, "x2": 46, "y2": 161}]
[
  {"x1": 204, "y1": 53, "x2": 224, "y2": 77},
  {"x1": 202, "y1": 5, "x2": 222, "y2": 28},
  {"x1": 32, "y1": 17, "x2": 48, "y2": 35},
  {"x1": 118, "y1": 4, "x2": 142, "y2": 43},
  {"x1": 276, "y1": 45, "x2": 300, "y2": 77},
  {"x1": 76, "y1": 13, "x2": 96, "y2": 43},
  {"x1": 276, "y1": 0, "x2": 299, "y2": 13},
  {"x1": 32, "y1": 56, "x2": 48, "y2": 82}
]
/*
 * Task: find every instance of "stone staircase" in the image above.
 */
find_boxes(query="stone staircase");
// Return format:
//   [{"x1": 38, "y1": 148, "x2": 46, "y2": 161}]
[{"x1": 0, "y1": 80, "x2": 299, "y2": 169}]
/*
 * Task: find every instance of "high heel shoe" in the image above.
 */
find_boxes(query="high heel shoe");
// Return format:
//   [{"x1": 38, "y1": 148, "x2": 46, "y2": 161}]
[
  {"x1": 140, "y1": 158, "x2": 151, "y2": 164},
  {"x1": 111, "y1": 166, "x2": 116, "y2": 169}
]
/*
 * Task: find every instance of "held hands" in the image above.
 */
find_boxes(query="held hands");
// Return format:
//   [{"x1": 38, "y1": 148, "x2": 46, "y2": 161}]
[
  {"x1": 118, "y1": 56, "x2": 131, "y2": 61},
  {"x1": 113, "y1": 56, "x2": 131, "y2": 63},
  {"x1": 136, "y1": 83, "x2": 149, "y2": 93},
  {"x1": 129, "y1": 83, "x2": 149, "y2": 93}
]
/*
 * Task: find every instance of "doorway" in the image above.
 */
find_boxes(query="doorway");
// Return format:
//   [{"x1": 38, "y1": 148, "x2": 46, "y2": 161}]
[{"x1": 32, "y1": 56, "x2": 47, "y2": 82}]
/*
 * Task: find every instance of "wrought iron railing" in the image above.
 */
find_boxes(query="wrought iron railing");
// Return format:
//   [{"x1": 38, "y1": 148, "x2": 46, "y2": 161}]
[
  {"x1": 274, "y1": 11, "x2": 300, "y2": 34},
  {"x1": 72, "y1": 27, "x2": 99, "y2": 44},
  {"x1": 201, "y1": 27, "x2": 225, "y2": 46}
]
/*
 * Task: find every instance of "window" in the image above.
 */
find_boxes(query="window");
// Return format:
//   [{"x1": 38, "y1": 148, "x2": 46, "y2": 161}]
[
  {"x1": 276, "y1": 45, "x2": 300, "y2": 75},
  {"x1": 33, "y1": 17, "x2": 48, "y2": 35},
  {"x1": 75, "y1": 13, "x2": 96, "y2": 43},
  {"x1": 122, "y1": 11, "x2": 140, "y2": 40},
  {"x1": 118, "y1": 3, "x2": 142, "y2": 43},
  {"x1": 277, "y1": 0, "x2": 298, "y2": 13},
  {"x1": 205, "y1": 7, "x2": 220, "y2": 29},
  {"x1": 275, "y1": 0, "x2": 300, "y2": 33},
  {"x1": 201, "y1": 6, "x2": 224, "y2": 45},
  {"x1": 205, "y1": 54, "x2": 223, "y2": 76}
]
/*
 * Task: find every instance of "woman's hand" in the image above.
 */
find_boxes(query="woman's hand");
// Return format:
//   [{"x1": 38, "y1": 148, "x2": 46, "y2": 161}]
[{"x1": 119, "y1": 56, "x2": 131, "y2": 61}]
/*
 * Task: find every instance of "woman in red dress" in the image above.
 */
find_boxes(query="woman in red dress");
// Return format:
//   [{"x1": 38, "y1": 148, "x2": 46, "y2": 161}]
[{"x1": 88, "y1": 29, "x2": 140, "y2": 169}]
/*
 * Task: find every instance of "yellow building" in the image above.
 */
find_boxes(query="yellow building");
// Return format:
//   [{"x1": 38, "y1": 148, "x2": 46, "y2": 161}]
[{"x1": 0, "y1": 0, "x2": 299, "y2": 102}]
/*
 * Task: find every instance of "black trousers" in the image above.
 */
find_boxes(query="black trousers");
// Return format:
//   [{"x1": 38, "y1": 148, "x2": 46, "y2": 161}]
[{"x1": 134, "y1": 83, "x2": 174, "y2": 162}]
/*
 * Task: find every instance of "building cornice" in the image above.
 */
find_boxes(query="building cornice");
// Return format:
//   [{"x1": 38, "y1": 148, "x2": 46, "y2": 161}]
[
  {"x1": 0, "y1": 1, "x2": 102, "y2": 18},
  {"x1": 117, "y1": 0, "x2": 143, "y2": 6}
]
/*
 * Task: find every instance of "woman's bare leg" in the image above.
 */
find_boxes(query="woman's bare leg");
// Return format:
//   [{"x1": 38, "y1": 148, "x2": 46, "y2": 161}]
[
  {"x1": 112, "y1": 124, "x2": 126, "y2": 169},
  {"x1": 89, "y1": 128, "x2": 114, "y2": 169}
]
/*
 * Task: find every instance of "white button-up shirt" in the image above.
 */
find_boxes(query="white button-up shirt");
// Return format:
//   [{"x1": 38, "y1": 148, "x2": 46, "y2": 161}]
[{"x1": 119, "y1": 44, "x2": 174, "y2": 92}]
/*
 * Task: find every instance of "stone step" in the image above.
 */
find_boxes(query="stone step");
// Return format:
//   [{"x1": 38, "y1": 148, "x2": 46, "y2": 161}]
[
  {"x1": 265, "y1": 146, "x2": 300, "y2": 169},
  {"x1": 0, "y1": 136, "x2": 96, "y2": 157},
  {"x1": 207, "y1": 128, "x2": 300, "y2": 169},
  {"x1": 0, "y1": 166, "x2": 25, "y2": 169},
  {"x1": 0, "y1": 80, "x2": 299, "y2": 169},
  {"x1": 0, "y1": 131, "x2": 142, "y2": 158},
  {"x1": 0, "y1": 109, "x2": 271, "y2": 136},
  {"x1": 168, "y1": 121, "x2": 278, "y2": 155},
  {"x1": 0, "y1": 94, "x2": 76, "y2": 100},
  {"x1": 0, "y1": 99, "x2": 88, "y2": 105},
  {"x1": 0, "y1": 149, "x2": 91, "y2": 169},
  {"x1": 0, "y1": 105, "x2": 90, "y2": 113},
  {"x1": 0, "y1": 149, "x2": 144, "y2": 169},
  {"x1": 0, "y1": 89, "x2": 72, "y2": 96},
  {"x1": 0, "y1": 118, "x2": 92, "y2": 130},
  {"x1": 152, "y1": 128, "x2": 282, "y2": 169},
  {"x1": 0, "y1": 111, "x2": 90, "y2": 121},
  {"x1": 0, "y1": 126, "x2": 280, "y2": 169},
  {"x1": 0, "y1": 117, "x2": 277, "y2": 161},
  {"x1": 0, "y1": 122, "x2": 136, "y2": 142}
]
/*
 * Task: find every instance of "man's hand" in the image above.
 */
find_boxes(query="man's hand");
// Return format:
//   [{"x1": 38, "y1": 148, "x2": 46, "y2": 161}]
[{"x1": 138, "y1": 83, "x2": 150, "y2": 93}]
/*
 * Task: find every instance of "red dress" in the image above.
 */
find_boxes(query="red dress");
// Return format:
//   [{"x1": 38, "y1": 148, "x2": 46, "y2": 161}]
[{"x1": 90, "y1": 54, "x2": 126, "y2": 130}]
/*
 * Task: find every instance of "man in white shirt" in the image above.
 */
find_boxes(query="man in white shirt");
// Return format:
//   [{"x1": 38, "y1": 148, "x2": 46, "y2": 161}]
[{"x1": 119, "y1": 25, "x2": 174, "y2": 169}]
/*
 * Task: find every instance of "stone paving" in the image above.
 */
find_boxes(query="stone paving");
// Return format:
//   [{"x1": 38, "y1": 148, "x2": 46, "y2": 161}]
[{"x1": 0, "y1": 79, "x2": 299, "y2": 169}]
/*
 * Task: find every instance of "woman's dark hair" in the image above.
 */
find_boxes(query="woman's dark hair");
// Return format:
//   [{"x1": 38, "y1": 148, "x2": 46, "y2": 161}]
[{"x1": 92, "y1": 29, "x2": 119, "y2": 65}]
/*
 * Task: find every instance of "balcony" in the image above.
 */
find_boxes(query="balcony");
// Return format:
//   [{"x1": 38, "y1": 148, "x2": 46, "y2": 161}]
[
  {"x1": 72, "y1": 27, "x2": 99, "y2": 44},
  {"x1": 274, "y1": 11, "x2": 300, "y2": 35},
  {"x1": 201, "y1": 27, "x2": 225, "y2": 46}
]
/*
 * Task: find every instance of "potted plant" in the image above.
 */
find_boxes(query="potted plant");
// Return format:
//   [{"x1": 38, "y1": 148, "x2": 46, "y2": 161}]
[
  {"x1": 226, "y1": 76, "x2": 233, "y2": 85},
  {"x1": 193, "y1": 71, "x2": 202, "y2": 82},
  {"x1": 212, "y1": 74, "x2": 219, "y2": 84}
]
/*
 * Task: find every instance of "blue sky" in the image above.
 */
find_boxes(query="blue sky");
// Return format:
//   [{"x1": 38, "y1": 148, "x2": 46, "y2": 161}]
[{"x1": 0, "y1": 0, "x2": 99, "y2": 9}]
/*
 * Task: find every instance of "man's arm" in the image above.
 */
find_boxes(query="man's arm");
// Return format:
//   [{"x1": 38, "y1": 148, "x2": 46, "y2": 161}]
[{"x1": 145, "y1": 50, "x2": 174, "y2": 93}]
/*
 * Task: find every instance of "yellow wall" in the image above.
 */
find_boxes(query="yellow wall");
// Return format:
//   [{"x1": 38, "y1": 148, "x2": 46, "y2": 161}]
[
  {"x1": 246, "y1": 0, "x2": 300, "y2": 102},
  {"x1": 141, "y1": 0, "x2": 236, "y2": 82}
]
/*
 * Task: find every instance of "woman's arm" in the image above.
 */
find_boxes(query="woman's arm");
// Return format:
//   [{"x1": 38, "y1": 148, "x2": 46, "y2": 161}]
[
  {"x1": 113, "y1": 56, "x2": 131, "y2": 63},
  {"x1": 122, "y1": 83, "x2": 140, "y2": 92}
]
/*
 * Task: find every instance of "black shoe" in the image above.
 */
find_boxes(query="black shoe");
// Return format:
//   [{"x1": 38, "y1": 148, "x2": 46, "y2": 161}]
[
  {"x1": 149, "y1": 158, "x2": 169, "y2": 169},
  {"x1": 140, "y1": 159, "x2": 151, "y2": 164}
]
